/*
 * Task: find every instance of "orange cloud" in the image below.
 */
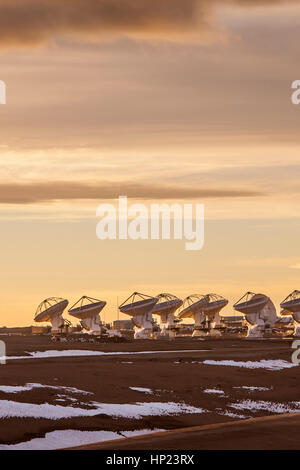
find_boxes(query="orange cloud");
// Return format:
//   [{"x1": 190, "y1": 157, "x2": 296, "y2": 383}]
[
  {"x1": 0, "y1": 181, "x2": 262, "y2": 204},
  {"x1": 0, "y1": 0, "x2": 296, "y2": 48}
]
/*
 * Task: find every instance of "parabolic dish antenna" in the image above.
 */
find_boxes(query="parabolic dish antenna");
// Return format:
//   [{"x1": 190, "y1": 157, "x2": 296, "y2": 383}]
[
  {"x1": 203, "y1": 293, "x2": 228, "y2": 318},
  {"x1": 177, "y1": 294, "x2": 210, "y2": 320},
  {"x1": 151, "y1": 293, "x2": 183, "y2": 337},
  {"x1": 201, "y1": 293, "x2": 228, "y2": 336},
  {"x1": 68, "y1": 295, "x2": 107, "y2": 334},
  {"x1": 233, "y1": 292, "x2": 269, "y2": 317},
  {"x1": 34, "y1": 297, "x2": 68, "y2": 333},
  {"x1": 280, "y1": 290, "x2": 300, "y2": 337},
  {"x1": 177, "y1": 294, "x2": 210, "y2": 337},
  {"x1": 280, "y1": 290, "x2": 300, "y2": 313},
  {"x1": 234, "y1": 292, "x2": 277, "y2": 339},
  {"x1": 119, "y1": 292, "x2": 158, "y2": 339}
]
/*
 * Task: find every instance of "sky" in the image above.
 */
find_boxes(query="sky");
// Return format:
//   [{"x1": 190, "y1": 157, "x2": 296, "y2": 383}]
[{"x1": 0, "y1": 0, "x2": 299, "y2": 326}]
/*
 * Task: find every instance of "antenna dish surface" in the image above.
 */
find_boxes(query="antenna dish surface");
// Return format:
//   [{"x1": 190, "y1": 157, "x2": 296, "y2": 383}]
[
  {"x1": 280, "y1": 290, "x2": 300, "y2": 337},
  {"x1": 151, "y1": 293, "x2": 183, "y2": 316},
  {"x1": 233, "y1": 292, "x2": 269, "y2": 315},
  {"x1": 119, "y1": 292, "x2": 158, "y2": 317},
  {"x1": 35, "y1": 297, "x2": 69, "y2": 323},
  {"x1": 202, "y1": 293, "x2": 228, "y2": 316},
  {"x1": 68, "y1": 296, "x2": 106, "y2": 320},
  {"x1": 68, "y1": 296, "x2": 107, "y2": 334},
  {"x1": 119, "y1": 292, "x2": 158, "y2": 339},
  {"x1": 151, "y1": 293, "x2": 183, "y2": 337},
  {"x1": 280, "y1": 290, "x2": 300, "y2": 313},
  {"x1": 177, "y1": 294, "x2": 210, "y2": 320},
  {"x1": 233, "y1": 291, "x2": 277, "y2": 338}
]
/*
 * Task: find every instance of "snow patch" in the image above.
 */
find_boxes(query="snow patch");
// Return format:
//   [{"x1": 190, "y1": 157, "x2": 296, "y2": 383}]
[
  {"x1": 203, "y1": 360, "x2": 297, "y2": 371},
  {"x1": 216, "y1": 409, "x2": 248, "y2": 419},
  {"x1": 0, "y1": 428, "x2": 164, "y2": 450},
  {"x1": 5, "y1": 349, "x2": 208, "y2": 361},
  {"x1": 229, "y1": 400, "x2": 300, "y2": 414},
  {"x1": 234, "y1": 386, "x2": 271, "y2": 391},
  {"x1": 203, "y1": 389, "x2": 225, "y2": 395},
  {"x1": 0, "y1": 383, "x2": 92, "y2": 395},
  {"x1": 129, "y1": 387, "x2": 153, "y2": 394},
  {"x1": 0, "y1": 400, "x2": 207, "y2": 420}
]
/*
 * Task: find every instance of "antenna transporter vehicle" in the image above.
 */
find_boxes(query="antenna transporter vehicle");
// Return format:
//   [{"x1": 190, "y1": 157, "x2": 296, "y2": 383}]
[
  {"x1": 280, "y1": 290, "x2": 300, "y2": 337},
  {"x1": 151, "y1": 293, "x2": 183, "y2": 338},
  {"x1": 68, "y1": 295, "x2": 107, "y2": 335},
  {"x1": 119, "y1": 292, "x2": 158, "y2": 339},
  {"x1": 34, "y1": 297, "x2": 69, "y2": 333},
  {"x1": 234, "y1": 292, "x2": 277, "y2": 338}
]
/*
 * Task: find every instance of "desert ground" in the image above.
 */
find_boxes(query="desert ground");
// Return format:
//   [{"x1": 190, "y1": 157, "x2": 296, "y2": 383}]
[{"x1": 0, "y1": 335, "x2": 299, "y2": 450}]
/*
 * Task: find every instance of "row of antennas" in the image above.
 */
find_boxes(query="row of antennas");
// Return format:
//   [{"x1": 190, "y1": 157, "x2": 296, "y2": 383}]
[{"x1": 34, "y1": 290, "x2": 300, "y2": 338}]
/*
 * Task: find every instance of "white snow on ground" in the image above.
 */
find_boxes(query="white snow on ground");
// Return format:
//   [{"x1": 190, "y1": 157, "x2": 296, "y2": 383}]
[
  {"x1": 203, "y1": 389, "x2": 225, "y2": 395},
  {"x1": 202, "y1": 360, "x2": 297, "y2": 371},
  {"x1": 0, "y1": 384, "x2": 37, "y2": 394},
  {"x1": 0, "y1": 400, "x2": 207, "y2": 420},
  {"x1": 0, "y1": 428, "x2": 164, "y2": 450},
  {"x1": 121, "y1": 429, "x2": 164, "y2": 438},
  {"x1": 0, "y1": 383, "x2": 92, "y2": 395},
  {"x1": 129, "y1": 387, "x2": 153, "y2": 394},
  {"x1": 55, "y1": 395, "x2": 83, "y2": 403},
  {"x1": 216, "y1": 409, "x2": 249, "y2": 419},
  {"x1": 5, "y1": 349, "x2": 208, "y2": 361},
  {"x1": 233, "y1": 386, "x2": 271, "y2": 391},
  {"x1": 229, "y1": 400, "x2": 300, "y2": 414}
]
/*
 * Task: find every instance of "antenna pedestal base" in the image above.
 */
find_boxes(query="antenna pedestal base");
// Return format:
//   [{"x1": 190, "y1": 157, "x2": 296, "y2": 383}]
[
  {"x1": 80, "y1": 315, "x2": 105, "y2": 335},
  {"x1": 192, "y1": 328, "x2": 207, "y2": 337},
  {"x1": 209, "y1": 328, "x2": 222, "y2": 337},
  {"x1": 134, "y1": 327, "x2": 153, "y2": 339},
  {"x1": 50, "y1": 316, "x2": 64, "y2": 333},
  {"x1": 246, "y1": 324, "x2": 264, "y2": 339}
]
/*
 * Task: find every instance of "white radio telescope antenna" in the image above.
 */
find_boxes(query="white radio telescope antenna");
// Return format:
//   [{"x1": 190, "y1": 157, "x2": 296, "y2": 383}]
[
  {"x1": 34, "y1": 297, "x2": 68, "y2": 333},
  {"x1": 177, "y1": 294, "x2": 210, "y2": 337},
  {"x1": 119, "y1": 292, "x2": 158, "y2": 339},
  {"x1": 68, "y1": 295, "x2": 107, "y2": 335},
  {"x1": 234, "y1": 292, "x2": 277, "y2": 339},
  {"x1": 280, "y1": 290, "x2": 300, "y2": 337},
  {"x1": 151, "y1": 293, "x2": 183, "y2": 338},
  {"x1": 201, "y1": 293, "x2": 228, "y2": 336}
]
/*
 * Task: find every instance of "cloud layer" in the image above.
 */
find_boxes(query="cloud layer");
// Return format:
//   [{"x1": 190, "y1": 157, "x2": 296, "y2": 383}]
[
  {"x1": 0, "y1": 0, "x2": 206, "y2": 47},
  {"x1": 0, "y1": 0, "x2": 296, "y2": 48},
  {"x1": 0, "y1": 181, "x2": 261, "y2": 204}
]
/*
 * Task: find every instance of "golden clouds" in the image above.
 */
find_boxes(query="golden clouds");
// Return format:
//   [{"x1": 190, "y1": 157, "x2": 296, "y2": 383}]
[
  {"x1": 0, "y1": 180, "x2": 261, "y2": 204},
  {"x1": 0, "y1": 0, "x2": 296, "y2": 48},
  {"x1": 0, "y1": 0, "x2": 203, "y2": 47}
]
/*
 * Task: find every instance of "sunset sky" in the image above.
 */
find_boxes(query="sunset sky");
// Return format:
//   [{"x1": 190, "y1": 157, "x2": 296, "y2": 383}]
[{"x1": 0, "y1": 0, "x2": 300, "y2": 326}]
